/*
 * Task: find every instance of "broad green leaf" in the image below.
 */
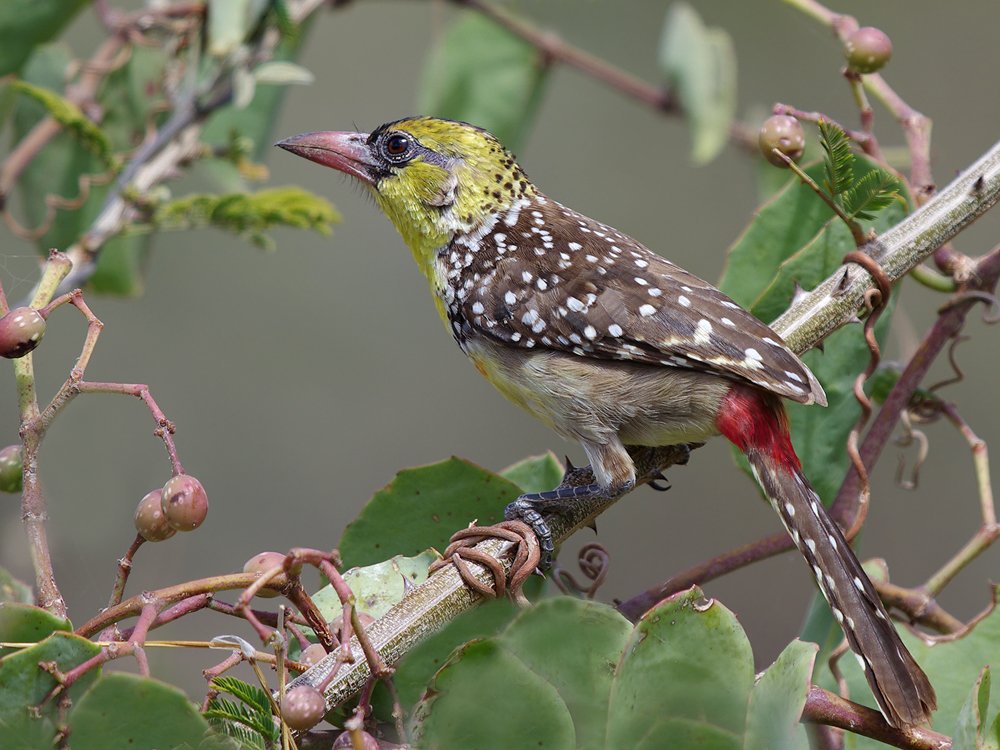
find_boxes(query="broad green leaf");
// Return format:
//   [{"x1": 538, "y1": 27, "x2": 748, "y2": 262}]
[
  {"x1": 418, "y1": 11, "x2": 548, "y2": 151},
  {"x1": 13, "y1": 44, "x2": 151, "y2": 295},
  {"x1": 207, "y1": 0, "x2": 271, "y2": 58},
  {"x1": 202, "y1": 20, "x2": 313, "y2": 162},
  {"x1": 0, "y1": 568, "x2": 33, "y2": 605},
  {"x1": 0, "y1": 0, "x2": 89, "y2": 76},
  {"x1": 955, "y1": 668, "x2": 995, "y2": 750},
  {"x1": 500, "y1": 451, "x2": 564, "y2": 494},
  {"x1": 0, "y1": 631, "x2": 101, "y2": 746},
  {"x1": 606, "y1": 587, "x2": 752, "y2": 748},
  {"x1": 410, "y1": 639, "x2": 576, "y2": 750},
  {"x1": 719, "y1": 157, "x2": 907, "y2": 505},
  {"x1": 387, "y1": 598, "x2": 519, "y2": 712},
  {"x1": 499, "y1": 598, "x2": 632, "y2": 750},
  {"x1": 0, "y1": 602, "x2": 71, "y2": 658},
  {"x1": 744, "y1": 640, "x2": 817, "y2": 750},
  {"x1": 312, "y1": 550, "x2": 440, "y2": 623},
  {"x1": 658, "y1": 3, "x2": 737, "y2": 164},
  {"x1": 68, "y1": 673, "x2": 234, "y2": 750},
  {"x1": 253, "y1": 60, "x2": 314, "y2": 85},
  {"x1": 835, "y1": 588, "x2": 1000, "y2": 749},
  {"x1": 338, "y1": 457, "x2": 523, "y2": 568}
]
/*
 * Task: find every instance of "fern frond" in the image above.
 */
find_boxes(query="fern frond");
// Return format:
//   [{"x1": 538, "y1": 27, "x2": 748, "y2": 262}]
[
  {"x1": 819, "y1": 119, "x2": 854, "y2": 198},
  {"x1": 206, "y1": 697, "x2": 279, "y2": 742},
  {"x1": 842, "y1": 168, "x2": 902, "y2": 220},
  {"x1": 210, "y1": 676, "x2": 272, "y2": 714},
  {"x1": 206, "y1": 711, "x2": 267, "y2": 750}
]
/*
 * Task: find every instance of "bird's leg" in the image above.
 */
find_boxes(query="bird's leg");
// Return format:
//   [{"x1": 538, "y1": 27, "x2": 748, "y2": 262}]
[{"x1": 505, "y1": 480, "x2": 635, "y2": 569}]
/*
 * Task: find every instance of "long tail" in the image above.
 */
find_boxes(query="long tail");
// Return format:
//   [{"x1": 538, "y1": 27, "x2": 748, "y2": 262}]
[{"x1": 718, "y1": 387, "x2": 936, "y2": 727}]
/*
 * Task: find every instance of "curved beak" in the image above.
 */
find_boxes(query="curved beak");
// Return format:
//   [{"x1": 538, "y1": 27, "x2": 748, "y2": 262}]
[{"x1": 275, "y1": 131, "x2": 376, "y2": 185}]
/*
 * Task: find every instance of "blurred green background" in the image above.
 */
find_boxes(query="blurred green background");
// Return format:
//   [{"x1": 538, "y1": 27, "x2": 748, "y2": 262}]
[{"x1": 1, "y1": 0, "x2": 998, "y2": 694}]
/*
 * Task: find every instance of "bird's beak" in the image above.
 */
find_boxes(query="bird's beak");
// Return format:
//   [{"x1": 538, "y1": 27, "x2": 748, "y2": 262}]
[{"x1": 275, "y1": 131, "x2": 376, "y2": 185}]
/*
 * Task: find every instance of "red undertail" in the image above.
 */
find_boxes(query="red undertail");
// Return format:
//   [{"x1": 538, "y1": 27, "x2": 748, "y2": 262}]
[{"x1": 716, "y1": 384, "x2": 935, "y2": 728}]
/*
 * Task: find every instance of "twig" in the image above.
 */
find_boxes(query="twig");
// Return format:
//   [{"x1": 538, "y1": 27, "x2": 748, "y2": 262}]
[
  {"x1": 108, "y1": 534, "x2": 146, "y2": 608},
  {"x1": 803, "y1": 685, "x2": 951, "y2": 750}
]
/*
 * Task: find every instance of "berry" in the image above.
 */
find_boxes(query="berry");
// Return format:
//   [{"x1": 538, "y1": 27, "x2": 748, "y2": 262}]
[
  {"x1": 281, "y1": 685, "x2": 326, "y2": 730},
  {"x1": 0, "y1": 307, "x2": 46, "y2": 359},
  {"x1": 0, "y1": 445, "x2": 23, "y2": 493},
  {"x1": 242, "y1": 551, "x2": 288, "y2": 597},
  {"x1": 298, "y1": 643, "x2": 327, "y2": 667},
  {"x1": 160, "y1": 474, "x2": 208, "y2": 531},
  {"x1": 845, "y1": 27, "x2": 892, "y2": 74},
  {"x1": 758, "y1": 115, "x2": 805, "y2": 167},
  {"x1": 332, "y1": 729, "x2": 380, "y2": 749},
  {"x1": 134, "y1": 489, "x2": 177, "y2": 541}
]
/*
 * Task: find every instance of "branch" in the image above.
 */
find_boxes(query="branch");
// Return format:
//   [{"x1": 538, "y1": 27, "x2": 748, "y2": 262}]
[{"x1": 289, "y1": 138, "x2": 1000, "y2": 710}]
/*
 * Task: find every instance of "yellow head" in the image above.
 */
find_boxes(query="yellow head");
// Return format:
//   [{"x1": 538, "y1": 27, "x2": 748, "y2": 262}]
[{"x1": 276, "y1": 117, "x2": 536, "y2": 278}]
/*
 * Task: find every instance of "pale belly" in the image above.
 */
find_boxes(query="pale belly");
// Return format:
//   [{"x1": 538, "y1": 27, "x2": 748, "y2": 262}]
[{"x1": 461, "y1": 336, "x2": 727, "y2": 448}]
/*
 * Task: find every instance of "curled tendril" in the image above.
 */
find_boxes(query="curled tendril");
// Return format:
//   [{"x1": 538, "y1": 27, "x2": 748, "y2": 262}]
[
  {"x1": 841, "y1": 250, "x2": 892, "y2": 538},
  {"x1": 551, "y1": 543, "x2": 610, "y2": 599},
  {"x1": 894, "y1": 410, "x2": 929, "y2": 490}
]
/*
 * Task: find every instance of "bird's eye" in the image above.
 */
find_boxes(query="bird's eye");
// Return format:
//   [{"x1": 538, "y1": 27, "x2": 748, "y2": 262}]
[{"x1": 383, "y1": 133, "x2": 412, "y2": 160}]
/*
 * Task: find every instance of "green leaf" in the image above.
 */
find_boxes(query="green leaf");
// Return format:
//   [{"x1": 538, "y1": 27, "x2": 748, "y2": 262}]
[
  {"x1": 0, "y1": 631, "x2": 101, "y2": 747},
  {"x1": 955, "y1": 668, "x2": 995, "y2": 750},
  {"x1": 312, "y1": 551, "x2": 440, "y2": 623},
  {"x1": 607, "y1": 588, "x2": 752, "y2": 748},
  {"x1": 418, "y1": 11, "x2": 549, "y2": 151},
  {"x1": 499, "y1": 598, "x2": 632, "y2": 750},
  {"x1": 819, "y1": 119, "x2": 854, "y2": 198},
  {"x1": 0, "y1": 569, "x2": 33, "y2": 606},
  {"x1": 0, "y1": 602, "x2": 71, "y2": 658},
  {"x1": 207, "y1": 0, "x2": 271, "y2": 58},
  {"x1": 388, "y1": 598, "x2": 519, "y2": 713},
  {"x1": 720, "y1": 156, "x2": 908, "y2": 505},
  {"x1": 202, "y1": 18, "x2": 313, "y2": 162},
  {"x1": 68, "y1": 673, "x2": 234, "y2": 750},
  {"x1": 500, "y1": 451, "x2": 564, "y2": 494},
  {"x1": 0, "y1": 0, "x2": 90, "y2": 76},
  {"x1": 12, "y1": 81, "x2": 116, "y2": 168},
  {"x1": 744, "y1": 640, "x2": 817, "y2": 750},
  {"x1": 841, "y1": 168, "x2": 902, "y2": 221},
  {"x1": 13, "y1": 44, "x2": 152, "y2": 295},
  {"x1": 209, "y1": 676, "x2": 272, "y2": 715},
  {"x1": 338, "y1": 457, "x2": 524, "y2": 568},
  {"x1": 152, "y1": 187, "x2": 340, "y2": 250},
  {"x1": 411, "y1": 638, "x2": 576, "y2": 750},
  {"x1": 658, "y1": 3, "x2": 737, "y2": 164},
  {"x1": 253, "y1": 60, "x2": 314, "y2": 85}
]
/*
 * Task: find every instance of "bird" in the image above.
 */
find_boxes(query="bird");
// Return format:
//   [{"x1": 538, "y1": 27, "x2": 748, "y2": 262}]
[{"x1": 276, "y1": 116, "x2": 935, "y2": 727}]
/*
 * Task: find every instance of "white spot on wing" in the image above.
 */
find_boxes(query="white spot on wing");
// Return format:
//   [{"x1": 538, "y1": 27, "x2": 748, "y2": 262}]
[{"x1": 639, "y1": 304, "x2": 656, "y2": 317}]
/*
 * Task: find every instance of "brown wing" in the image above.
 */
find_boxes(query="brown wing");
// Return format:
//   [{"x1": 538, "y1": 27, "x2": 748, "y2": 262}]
[{"x1": 454, "y1": 194, "x2": 826, "y2": 405}]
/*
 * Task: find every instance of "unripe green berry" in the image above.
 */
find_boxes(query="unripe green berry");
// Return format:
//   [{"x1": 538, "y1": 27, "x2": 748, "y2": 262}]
[
  {"x1": 758, "y1": 115, "x2": 805, "y2": 167},
  {"x1": 134, "y1": 488, "x2": 177, "y2": 541},
  {"x1": 242, "y1": 551, "x2": 288, "y2": 597},
  {"x1": 281, "y1": 685, "x2": 326, "y2": 731},
  {"x1": 0, "y1": 307, "x2": 46, "y2": 359},
  {"x1": 845, "y1": 27, "x2": 892, "y2": 74},
  {"x1": 0, "y1": 445, "x2": 23, "y2": 493},
  {"x1": 298, "y1": 643, "x2": 327, "y2": 667},
  {"x1": 161, "y1": 474, "x2": 208, "y2": 531}
]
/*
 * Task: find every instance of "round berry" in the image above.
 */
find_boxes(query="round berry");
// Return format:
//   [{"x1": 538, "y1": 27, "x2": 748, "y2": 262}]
[
  {"x1": 0, "y1": 307, "x2": 46, "y2": 359},
  {"x1": 160, "y1": 474, "x2": 208, "y2": 531},
  {"x1": 298, "y1": 643, "x2": 327, "y2": 667},
  {"x1": 281, "y1": 685, "x2": 326, "y2": 731},
  {"x1": 758, "y1": 115, "x2": 806, "y2": 167},
  {"x1": 242, "y1": 551, "x2": 288, "y2": 597},
  {"x1": 332, "y1": 729, "x2": 380, "y2": 749},
  {"x1": 845, "y1": 27, "x2": 892, "y2": 74},
  {"x1": 134, "y1": 488, "x2": 176, "y2": 541},
  {"x1": 0, "y1": 445, "x2": 23, "y2": 493}
]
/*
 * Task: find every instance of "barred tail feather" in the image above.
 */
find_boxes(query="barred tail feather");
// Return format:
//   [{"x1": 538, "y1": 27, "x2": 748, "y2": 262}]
[{"x1": 748, "y1": 449, "x2": 936, "y2": 727}]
